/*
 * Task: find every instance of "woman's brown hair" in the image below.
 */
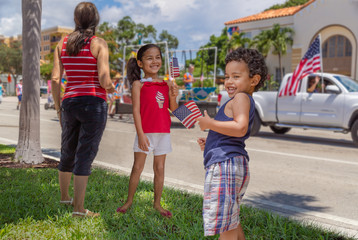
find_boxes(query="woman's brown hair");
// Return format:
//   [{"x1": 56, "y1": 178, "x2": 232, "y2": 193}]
[{"x1": 66, "y1": 2, "x2": 100, "y2": 56}]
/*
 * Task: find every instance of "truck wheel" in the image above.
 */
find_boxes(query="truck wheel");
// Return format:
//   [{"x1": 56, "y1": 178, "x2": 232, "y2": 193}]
[
  {"x1": 351, "y1": 120, "x2": 358, "y2": 147},
  {"x1": 250, "y1": 111, "x2": 261, "y2": 136},
  {"x1": 270, "y1": 126, "x2": 291, "y2": 134}
]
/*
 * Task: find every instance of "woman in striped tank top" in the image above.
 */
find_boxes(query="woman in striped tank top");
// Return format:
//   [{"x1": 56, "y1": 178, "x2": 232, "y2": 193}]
[{"x1": 51, "y1": 2, "x2": 115, "y2": 218}]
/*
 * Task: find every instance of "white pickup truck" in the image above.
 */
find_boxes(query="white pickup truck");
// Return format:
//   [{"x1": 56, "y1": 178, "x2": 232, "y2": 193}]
[{"x1": 218, "y1": 73, "x2": 358, "y2": 146}]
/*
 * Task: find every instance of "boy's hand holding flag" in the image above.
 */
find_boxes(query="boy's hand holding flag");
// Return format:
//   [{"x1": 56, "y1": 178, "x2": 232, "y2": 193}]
[{"x1": 196, "y1": 110, "x2": 213, "y2": 131}]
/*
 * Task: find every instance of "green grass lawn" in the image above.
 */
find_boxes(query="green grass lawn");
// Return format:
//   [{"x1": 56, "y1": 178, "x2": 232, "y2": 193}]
[{"x1": 0, "y1": 144, "x2": 354, "y2": 239}]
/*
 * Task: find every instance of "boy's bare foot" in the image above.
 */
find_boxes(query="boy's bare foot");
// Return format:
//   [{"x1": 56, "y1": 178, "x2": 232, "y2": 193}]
[
  {"x1": 154, "y1": 205, "x2": 172, "y2": 218},
  {"x1": 116, "y1": 202, "x2": 132, "y2": 213}
]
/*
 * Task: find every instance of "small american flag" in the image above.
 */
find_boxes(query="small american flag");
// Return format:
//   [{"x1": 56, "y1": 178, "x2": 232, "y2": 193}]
[
  {"x1": 172, "y1": 101, "x2": 202, "y2": 129},
  {"x1": 170, "y1": 57, "x2": 180, "y2": 78},
  {"x1": 279, "y1": 35, "x2": 322, "y2": 97}
]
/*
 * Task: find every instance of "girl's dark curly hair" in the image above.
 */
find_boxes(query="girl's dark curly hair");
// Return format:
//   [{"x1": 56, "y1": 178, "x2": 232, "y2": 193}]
[{"x1": 225, "y1": 48, "x2": 268, "y2": 92}]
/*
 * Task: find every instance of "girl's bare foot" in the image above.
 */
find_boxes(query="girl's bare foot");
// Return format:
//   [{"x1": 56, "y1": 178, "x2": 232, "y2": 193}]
[
  {"x1": 116, "y1": 202, "x2": 132, "y2": 213},
  {"x1": 154, "y1": 205, "x2": 172, "y2": 218}
]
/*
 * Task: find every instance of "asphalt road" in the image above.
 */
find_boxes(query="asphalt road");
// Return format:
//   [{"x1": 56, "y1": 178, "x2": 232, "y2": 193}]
[{"x1": 0, "y1": 96, "x2": 357, "y2": 238}]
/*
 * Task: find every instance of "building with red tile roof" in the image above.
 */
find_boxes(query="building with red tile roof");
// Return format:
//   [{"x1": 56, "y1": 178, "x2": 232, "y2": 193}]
[{"x1": 225, "y1": 0, "x2": 358, "y2": 81}]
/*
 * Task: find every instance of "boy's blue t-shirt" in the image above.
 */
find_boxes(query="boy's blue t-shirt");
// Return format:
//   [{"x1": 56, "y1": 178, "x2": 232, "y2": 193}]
[{"x1": 203, "y1": 93, "x2": 255, "y2": 168}]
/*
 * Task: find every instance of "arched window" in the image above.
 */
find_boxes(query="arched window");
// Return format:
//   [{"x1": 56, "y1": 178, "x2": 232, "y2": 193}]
[{"x1": 322, "y1": 35, "x2": 352, "y2": 76}]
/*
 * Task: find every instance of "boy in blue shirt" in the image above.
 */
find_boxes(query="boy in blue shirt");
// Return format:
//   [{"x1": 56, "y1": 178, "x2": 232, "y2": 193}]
[
  {"x1": 183, "y1": 64, "x2": 195, "y2": 89},
  {"x1": 196, "y1": 48, "x2": 267, "y2": 239}
]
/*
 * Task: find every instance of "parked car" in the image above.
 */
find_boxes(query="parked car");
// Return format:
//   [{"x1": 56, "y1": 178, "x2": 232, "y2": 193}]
[
  {"x1": 40, "y1": 86, "x2": 48, "y2": 97},
  {"x1": 218, "y1": 72, "x2": 358, "y2": 146}
]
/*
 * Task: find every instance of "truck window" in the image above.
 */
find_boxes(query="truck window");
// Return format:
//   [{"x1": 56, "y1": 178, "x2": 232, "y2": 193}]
[
  {"x1": 307, "y1": 76, "x2": 321, "y2": 93},
  {"x1": 307, "y1": 76, "x2": 330, "y2": 93}
]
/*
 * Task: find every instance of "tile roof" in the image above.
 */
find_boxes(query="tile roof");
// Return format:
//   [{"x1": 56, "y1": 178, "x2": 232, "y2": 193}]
[{"x1": 225, "y1": 0, "x2": 315, "y2": 25}]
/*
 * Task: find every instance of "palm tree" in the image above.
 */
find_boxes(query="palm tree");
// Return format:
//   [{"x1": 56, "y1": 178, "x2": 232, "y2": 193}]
[
  {"x1": 253, "y1": 24, "x2": 294, "y2": 81},
  {"x1": 227, "y1": 32, "x2": 251, "y2": 51},
  {"x1": 15, "y1": 0, "x2": 44, "y2": 164},
  {"x1": 252, "y1": 30, "x2": 272, "y2": 58}
]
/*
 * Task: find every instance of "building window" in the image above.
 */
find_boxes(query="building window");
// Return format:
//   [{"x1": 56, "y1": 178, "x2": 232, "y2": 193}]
[
  {"x1": 43, "y1": 35, "x2": 49, "y2": 41},
  {"x1": 243, "y1": 32, "x2": 252, "y2": 39},
  {"x1": 345, "y1": 40, "x2": 352, "y2": 56},
  {"x1": 328, "y1": 36, "x2": 336, "y2": 57},
  {"x1": 275, "y1": 67, "x2": 285, "y2": 82},
  {"x1": 322, "y1": 35, "x2": 352, "y2": 76},
  {"x1": 322, "y1": 42, "x2": 327, "y2": 58},
  {"x1": 322, "y1": 35, "x2": 352, "y2": 58},
  {"x1": 43, "y1": 45, "x2": 50, "y2": 51}
]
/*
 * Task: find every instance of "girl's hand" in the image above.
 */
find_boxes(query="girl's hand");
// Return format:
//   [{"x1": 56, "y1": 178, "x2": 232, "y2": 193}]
[
  {"x1": 169, "y1": 81, "x2": 179, "y2": 98},
  {"x1": 197, "y1": 137, "x2": 206, "y2": 151},
  {"x1": 138, "y1": 134, "x2": 150, "y2": 151},
  {"x1": 196, "y1": 110, "x2": 213, "y2": 131}
]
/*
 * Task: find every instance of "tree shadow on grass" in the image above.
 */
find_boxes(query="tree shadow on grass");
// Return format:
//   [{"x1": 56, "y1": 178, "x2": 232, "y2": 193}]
[
  {"x1": 0, "y1": 168, "x2": 64, "y2": 227},
  {"x1": 246, "y1": 191, "x2": 329, "y2": 216}
]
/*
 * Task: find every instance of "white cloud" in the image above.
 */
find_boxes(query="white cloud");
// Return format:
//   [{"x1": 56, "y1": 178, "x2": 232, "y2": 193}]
[
  {"x1": 41, "y1": 0, "x2": 81, "y2": 29},
  {"x1": 100, "y1": 5, "x2": 125, "y2": 24},
  {"x1": 190, "y1": 33, "x2": 209, "y2": 42},
  {"x1": 0, "y1": 14, "x2": 22, "y2": 37}
]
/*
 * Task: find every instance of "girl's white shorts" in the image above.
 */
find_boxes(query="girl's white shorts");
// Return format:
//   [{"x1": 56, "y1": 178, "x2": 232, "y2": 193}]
[{"x1": 133, "y1": 133, "x2": 172, "y2": 156}]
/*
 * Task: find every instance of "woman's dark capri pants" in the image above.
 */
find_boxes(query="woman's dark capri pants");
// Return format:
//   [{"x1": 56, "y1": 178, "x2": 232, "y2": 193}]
[{"x1": 58, "y1": 96, "x2": 108, "y2": 176}]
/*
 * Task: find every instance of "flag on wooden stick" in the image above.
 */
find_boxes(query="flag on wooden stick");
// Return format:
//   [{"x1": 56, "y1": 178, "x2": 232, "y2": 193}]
[{"x1": 172, "y1": 101, "x2": 202, "y2": 129}]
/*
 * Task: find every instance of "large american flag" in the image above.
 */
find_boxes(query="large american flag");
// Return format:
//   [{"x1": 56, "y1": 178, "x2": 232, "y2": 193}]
[
  {"x1": 279, "y1": 35, "x2": 321, "y2": 97},
  {"x1": 170, "y1": 57, "x2": 180, "y2": 78},
  {"x1": 172, "y1": 101, "x2": 202, "y2": 129}
]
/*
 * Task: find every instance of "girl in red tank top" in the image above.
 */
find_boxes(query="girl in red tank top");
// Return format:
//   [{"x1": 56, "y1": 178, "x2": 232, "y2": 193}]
[{"x1": 116, "y1": 44, "x2": 179, "y2": 218}]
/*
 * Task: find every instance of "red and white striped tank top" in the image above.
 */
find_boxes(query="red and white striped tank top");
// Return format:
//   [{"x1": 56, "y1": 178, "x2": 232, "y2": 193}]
[{"x1": 61, "y1": 35, "x2": 106, "y2": 101}]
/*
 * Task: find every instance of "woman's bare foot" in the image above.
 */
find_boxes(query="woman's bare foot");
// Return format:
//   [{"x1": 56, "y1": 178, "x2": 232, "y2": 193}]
[{"x1": 154, "y1": 205, "x2": 172, "y2": 218}]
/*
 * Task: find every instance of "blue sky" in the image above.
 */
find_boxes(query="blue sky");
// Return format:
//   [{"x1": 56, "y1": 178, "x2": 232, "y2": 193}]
[{"x1": 0, "y1": 0, "x2": 287, "y2": 50}]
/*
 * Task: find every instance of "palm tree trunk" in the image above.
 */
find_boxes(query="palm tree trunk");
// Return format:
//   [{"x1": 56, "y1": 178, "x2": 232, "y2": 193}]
[
  {"x1": 278, "y1": 53, "x2": 283, "y2": 83},
  {"x1": 15, "y1": 0, "x2": 43, "y2": 164}
]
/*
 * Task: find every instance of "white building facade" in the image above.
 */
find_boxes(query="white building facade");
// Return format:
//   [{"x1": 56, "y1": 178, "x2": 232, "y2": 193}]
[{"x1": 225, "y1": 0, "x2": 358, "y2": 81}]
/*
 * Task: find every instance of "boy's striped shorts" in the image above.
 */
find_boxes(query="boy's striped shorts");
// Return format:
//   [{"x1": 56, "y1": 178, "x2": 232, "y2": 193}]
[{"x1": 203, "y1": 156, "x2": 250, "y2": 236}]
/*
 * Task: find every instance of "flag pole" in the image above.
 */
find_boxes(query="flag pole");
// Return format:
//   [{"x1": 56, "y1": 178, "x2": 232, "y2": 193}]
[{"x1": 318, "y1": 34, "x2": 324, "y2": 92}]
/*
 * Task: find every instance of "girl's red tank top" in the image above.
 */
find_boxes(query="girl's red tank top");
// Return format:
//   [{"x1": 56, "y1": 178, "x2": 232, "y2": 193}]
[{"x1": 140, "y1": 82, "x2": 171, "y2": 133}]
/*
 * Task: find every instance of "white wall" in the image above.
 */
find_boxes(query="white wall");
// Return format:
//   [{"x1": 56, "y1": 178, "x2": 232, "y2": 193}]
[{"x1": 293, "y1": 0, "x2": 358, "y2": 78}]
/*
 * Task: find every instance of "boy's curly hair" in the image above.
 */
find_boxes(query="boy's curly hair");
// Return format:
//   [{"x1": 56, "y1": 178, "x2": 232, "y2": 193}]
[{"x1": 225, "y1": 48, "x2": 268, "y2": 92}]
